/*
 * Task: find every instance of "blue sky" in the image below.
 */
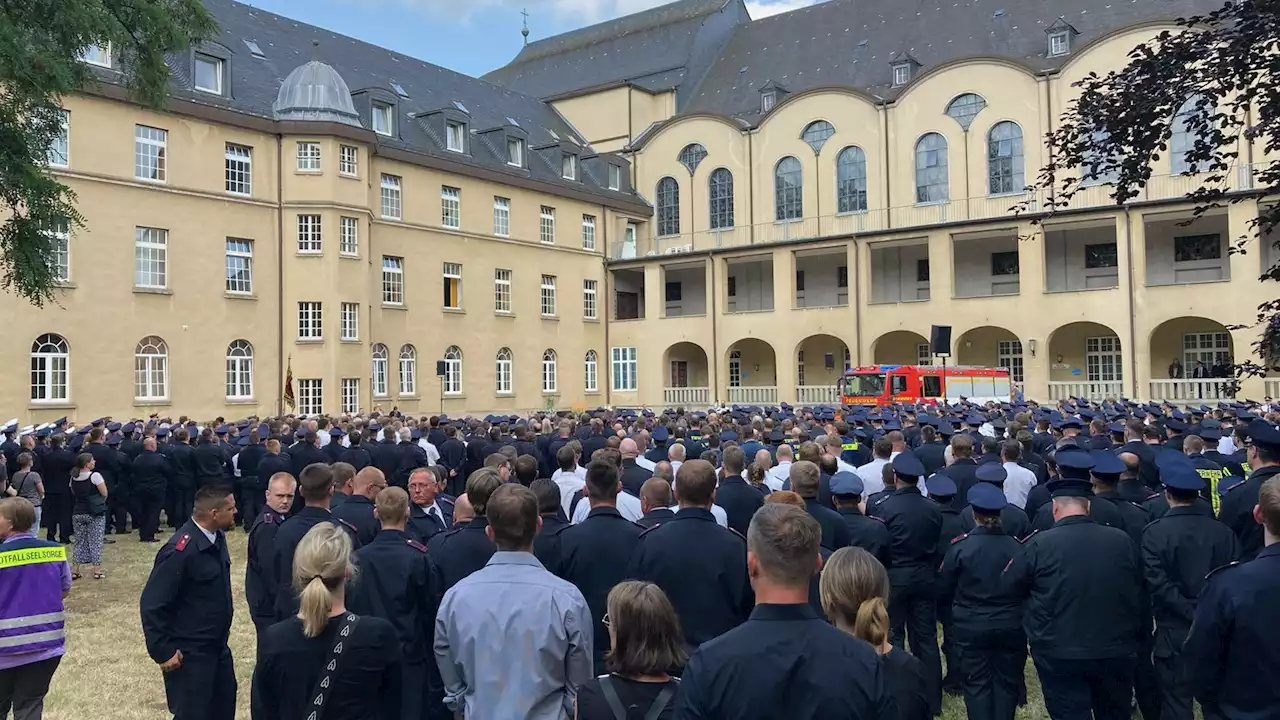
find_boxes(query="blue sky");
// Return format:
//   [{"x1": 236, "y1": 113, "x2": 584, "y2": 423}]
[{"x1": 240, "y1": 0, "x2": 821, "y2": 77}]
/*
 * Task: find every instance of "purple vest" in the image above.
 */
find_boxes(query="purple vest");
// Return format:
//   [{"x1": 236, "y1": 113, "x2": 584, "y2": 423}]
[{"x1": 0, "y1": 536, "x2": 67, "y2": 658}]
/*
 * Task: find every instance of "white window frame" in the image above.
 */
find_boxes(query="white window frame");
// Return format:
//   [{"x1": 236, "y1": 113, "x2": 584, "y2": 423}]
[
  {"x1": 79, "y1": 43, "x2": 111, "y2": 68},
  {"x1": 584, "y1": 350, "x2": 598, "y2": 393},
  {"x1": 225, "y1": 144, "x2": 252, "y2": 196},
  {"x1": 441, "y1": 186, "x2": 460, "y2": 229},
  {"x1": 340, "y1": 302, "x2": 359, "y2": 341},
  {"x1": 372, "y1": 102, "x2": 393, "y2": 137},
  {"x1": 583, "y1": 279, "x2": 598, "y2": 320},
  {"x1": 443, "y1": 262, "x2": 462, "y2": 309},
  {"x1": 339, "y1": 145, "x2": 359, "y2": 176},
  {"x1": 562, "y1": 153, "x2": 577, "y2": 181},
  {"x1": 1085, "y1": 336, "x2": 1123, "y2": 382},
  {"x1": 892, "y1": 63, "x2": 911, "y2": 87},
  {"x1": 30, "y1": 334, "x2": 69, "y2": 403},
  {"x1": 225, "y1": 340, "x2": 254, "y2": 400},
  {"x1": 298, "y1": 301, "x2": 323, "y2": 340},
  {"x1": 997, "y1": 339, "x2": 1024, "y2": 382},
  {"x1": 399, "y1": 345, "x2": 417, "y2": 396},
  {"x1": 493, "y1": 197, "x2": 510, "y2": 237},
  {"x1": 372, "y1": 344, "x2": 389, "y2": 397},
  {"x1": 611, "y1": 347, "x2": 638, "y2": 391},
  {"x1": 297, "y1": 214, "x2": 322, "y2": 253},
  {"x1": 47, "y1": 221, "x2": 69, "y2": 283},
  {"x1": 1183, "y1": 332, "x2": 1232, "y2": 368},
  {"x1": 507, "y1": 137, "x2": 524, "y2": 167},
  {"x1": 729, "y1": 349, "x2": 742, "y2": 387},
  {"x1": 446, "y1": 121, "x2": 466, "y2": 153},
  {"x1": 296, "y1": 141, "x2": 321, "y2": 172},
  {"x1": 581, "y1": 214, "x2": 596, "y2": 250},
  {"x1": 1048, "y1": 31, "x2": 1070, "y2": 57},
  {"x1": 298, "y1": 379, "x2": 323, "y2": 416},
  {"x1": 134, "y1": 336, "x2": 169, "y2": 401},
  {"x1": 608, "y1": 164, "x2": 621, "y2": 191},
  {"x1": 443, "y1": 346, "x2": 462, "y2": 395},
  {"x1": 542, "y1": 350, "x2": 558, "y2": 393},
  {"x1": 194, "y1": 54, "x2": 224, "y2": 94},
  {"x1": 382, "y1": 256, "x2": 404, "y2": 305},
  {"x1": 495, "y1": 347, "x2": 513, "y2": 395},
  {"x1": 916, "y1": 343, "x2": 932, "y2": 367},
  {"x1": 381, "y1": 174, "x2": 402, "y2": 220},
  {"x1": 47, "y1": 110, "x2": 69, "y2": 168},
  {"x1": 540, "y1": 274, "x2": 557, "y2": 317},
  {"x1": 341, "y1": 378, "x2": 359, "y2": 414},
  {"x1": 494, "y1": 269, "x2": 512, "y2": 313},
  {"x1": 134, "y1": 125, "x2": 166, "y2": 182},
  {"x1": 540, "y1": 206, "x2": 556, "y2": 244},
  {"x1": 225, "y1": 238, "x2": 253, "y2": 294},
  {"x1": 339, "y1": 216, "x2": 358, "y2": 256},
  {"x1": 134, "y1": 227, "x2": 167, "y2": 289}
]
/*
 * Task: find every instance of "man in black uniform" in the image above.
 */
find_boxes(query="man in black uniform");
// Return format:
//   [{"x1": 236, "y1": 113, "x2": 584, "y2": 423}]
[
  {"x1": 1090, "y1": 450, "x2": 1149, "y2": 546},
  {"x1": 628, "y1": 459, "x2": 753, "y2": 651},
  {"x1": 715, "y1": 446, "x2": 765, "y2": 536},
  {"x1": 289, "y1": 430, "x2": 328, "y2": 480},
  {"x1": 166, "y1": 429, "x2": 198, "y2": 528},
  {"x1": 271, "y1": 463, "x2": 359, "y2": 620},
  {"x1": 791, "y1": 460, "x2": 850, "y2": 551},
  {"x1": 132, "y1": 437, "x2": 172, "y2": 543},
  {"x1": 234, "y1": 430, "x2": 266, "y2": 530},
  {"x1": 829, "y1": 471, "x2": 891, "y2": 568},
  {"x1": 1219, "y1": 418, "x2": 1280, "y2": 561},
  {"x1": 193, "y1": 428, "x2": 228, "y2": 494},
  {"x1": 913, "y1": 424, "x2": 948, "y2": 478},
  {"x1": 1030, "y1": 448, "x2": 1123, "y2": 532},
  {"x1": 870, "y1": 452, "x2": 943, "y2": 714},
  {"x1": 958, "y1": 463, "x2": 1031, "y2": 540},
  {"x1": 338, "y1": 431, "x2": 372, "y2": 471},
  {"x1": 555, "y1": 459, "x2": 644, "y2": 674},
  {"x1": 84, "y1": 428, "x2": 123, "y2": 534},
  {"x1": 926, "y1": 473, "x2": 966, "y2": 696},
  {"x1": 347, "y1": 486, "x2": 446, "y2": 720},
  {"x1": 1141, "y1": 460, "x2": 1237, "y2": 720},
  {"x1": 935, "y1": 434, "x2": 981, "y2": 511},
  {"x1": 635, "y1": 476, "x2": 676, "y2": 529},
  {"x1": 427, "y1": 469, "x2": 501, "y2": 591},
  {"x1": 331, "y1": 466, "x2": 386, "y2": 546},
  {"x1": 139, "y1": 486, "x2": 238, "y2": 720},
  {"x1": 673, "y1": 503, "x2": 896, "y2": 719},
  {"x1": 41, "y1": 433, "x2": 75, "y2": 544},
  {"x1": 530, "y1": 478, "x2": 569, "y2": 569},
  {"x1": 1004, "y1": 475, "x2": 1141, "y2": 720},
  {"x1": 938, "y1": 484, "x2": 1025, "y2": 720},
  {"x1": 1182, "y1": 434, "x2": 1228, "y2": 515},
  {"x1": 244, "y1": 472, "x2": 296, "y2": 652},
  {"x1": 406, "y1": 467, "x2": 454, "y2": 543}
]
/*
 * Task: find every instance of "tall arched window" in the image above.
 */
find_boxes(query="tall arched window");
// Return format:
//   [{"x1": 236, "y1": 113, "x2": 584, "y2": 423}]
[
  {"x1": 371, "y1": 343, "x2": 389, "y2": 397},
  {"x1": 945, "y1": 93, "x2": 987, "y2": 130},
  {"x1": 443, "y1": 346, "x2": 462, "y2": 395},
  {"x1": 495, "y1": 347, "x2": 513, "y2": 394},
  {"x1": 225, "y1": 340, "x2": 253, "y2": 400},
  {"x1": 708, "y1": 168, "x2": 734, "y2": 230},
  {"x1": 542, "y1": 349, "x2": 558, "y2": 393},
  {"x1": 802, "y1": 121, "x2": 835, "y2": 153},
  {"x1": 728, "y1": 349, "x2": 742, "y2": 387},
  {"x1": 134, "y1": 336, "x2": 168, "y2": 400},
  {"x1": 656, "y1": 177, "x2": 680, "y2": 237},
  {"x1": 30, "y1": 333, "x2": 69, "y2": 402},
  {"x1": 774, "y1": 157, "x2": 803, "y2": 221},
  {"x1": 399, "y1": 344, "x2": 417, "y2": 395},
  {"x1": 915, "y1": 133, "x2": 949, "y2": 203},
  {"x1": 836, "y1": 146, "x2": 868, "y2": 213},
  {"x1": 678, "y1": 143, "x2": 708, "y2": 174},
  {"x1": 584, "y1": 350, "x2": 598, "y2": 393},
  {"x1": 987, "y1": 121, "x2": 1024, "y2": 195}
]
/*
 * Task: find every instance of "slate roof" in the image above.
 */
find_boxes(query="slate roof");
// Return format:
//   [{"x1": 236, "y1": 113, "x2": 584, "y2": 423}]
[
  {"x1": 683, "y1": 0, "x2": 1221, "y2": 123},
  {"x1": 104, "y1": 0, "x2": 640, "y2": 206},
  {"x1": 482, "y1": 0, "x2": 742, "y2": 101}
]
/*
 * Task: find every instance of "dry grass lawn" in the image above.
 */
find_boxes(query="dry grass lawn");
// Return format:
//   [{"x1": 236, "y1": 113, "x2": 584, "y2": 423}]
[{"x1": 43, "y1": 528, "x2": 1050, "y2": 720}]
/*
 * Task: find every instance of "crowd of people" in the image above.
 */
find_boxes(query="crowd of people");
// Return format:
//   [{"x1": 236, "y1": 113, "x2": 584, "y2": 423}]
[{"x1": 1, "y1": 395, "x2": 1279, "y2": 720}]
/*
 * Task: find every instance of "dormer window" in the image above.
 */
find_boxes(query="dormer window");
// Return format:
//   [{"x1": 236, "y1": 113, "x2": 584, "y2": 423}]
[
  {"x1": 562, "y1": 152, "x2": 578, "y2": 181},
  {"x1": 761, "y1": 91, "x2": 776, "y2": 113},
  {"x1": 608, "y1": 164, "x2": 621, "y2": 191},
  {"x1": 1048, "y1": 31, "x2": 1070, "y2": 57},
  {"x1": 446, "y1": 121, "x2": 466, "y2": 153},
  {"x1": 507, "y1": 137, "x2": 524, "y2": 167},
  {"x1": 79, "y1": 43, "x2": 112, "y2": 68},
  {"x1": 194, "y1": 53, "x2": 224, "y2": 95},
  {"x1": 892, "y1": 63, "x2": 912, "y2": 87},
  {"x1": 372, "y1": 102, "x2": 394, "y2": 136}
]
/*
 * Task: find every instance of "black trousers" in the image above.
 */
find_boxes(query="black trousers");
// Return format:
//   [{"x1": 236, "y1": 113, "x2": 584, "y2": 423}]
[
  {"x1": 238, "y1": 480, "x2": 263, "y2": 530},
  {"x1": 135, "y1": 486, "x2": 165, "y2": 541},
  {"x1": 161, "y1": 646, "x2": 236, "y2": 720},
  {"x1": 0, "y1": 655, "x2": 61, "y2": 720},
  {"x1": 888, "y1": 579, "x2": 942, "y2": 714},
  {"x1": 107, "y1": 481, "x2": 130, "y2": 533},
  {"x1": 401, "y1": 661, "x2": 452, "y2": 720},
  {"x1": 41, "y1": 493, "x2": 73, "y2": 543},
  {"x1": 1135, "y1": 636, "x2": 1162, "y2": 720},
  {"x1": 937, "y1": 595, "x2": 960, "y2": 690},
  {"x1": 955, "y1": 626, "x2": 1026, "y2": 720},
  {"x1": 1033, "y1": 653, "x2": 1135, "y2": 720},
  {"x1": 170, "y1": 484, "x2": 195, "y2": 529}
]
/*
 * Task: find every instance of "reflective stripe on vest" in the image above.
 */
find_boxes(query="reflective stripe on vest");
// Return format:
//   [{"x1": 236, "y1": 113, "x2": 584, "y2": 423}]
[
  {"x1": 0, "y1": 611, "x2": 65, "y2": 630},
  {"x1": 0, "y1": 545, "x2": 66, "y2": 569},
  {"x1": 841, "y1": 442, "x2": 859, "y2": 452},
  {"x1": 0, "y1": 628, "x2": 65, "y2": 649}
]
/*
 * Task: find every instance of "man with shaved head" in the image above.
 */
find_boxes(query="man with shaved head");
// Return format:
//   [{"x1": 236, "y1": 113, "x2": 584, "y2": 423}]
[
  {"x1": 619, "y1": 437, "x2": 652, "y2": 497},
  {"x1": 332, "y1": 466, "x2": 387, "y2": 546}
]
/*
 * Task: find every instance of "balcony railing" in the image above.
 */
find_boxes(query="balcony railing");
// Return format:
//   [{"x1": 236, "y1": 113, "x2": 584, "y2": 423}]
[
  {"x1": 796, "y1": 385, "x2": 840, "y2": 405},
  {"x1": 1048, "y1": 380, "x2": 1124, "y2": 402},
  {"x1": 663, "y1": 387, "x2": 709, "y2": 406},
  {"x1": 727, "y1": 386, "x2": 778, "y2": 405},
  {"x1": 1149, "y1": 379, "x2": 1236, "y2": 404},
  {"x1": 608, "y1": 165, "x2": 1260, "y2": 261}
]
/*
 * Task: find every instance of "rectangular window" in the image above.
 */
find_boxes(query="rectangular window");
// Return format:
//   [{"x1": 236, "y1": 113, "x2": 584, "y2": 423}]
[
  {"x1": 1049, "y1": 31, "x2": 1070, "y2": 57},
  {"x1": 494, "y1": 269, "x2": 512, "y2": 313},
  {"x1": 892, "y1": 64, "x2": 911, "y2": 87},
  {"x1": 611, "y1": 347, "x2": 638, "y2": 391},
  {"x1": 225, "y1": 144, "x2": 252, "y2": 195},
  {"x1": 1085, "y1": 336, "x2": 1123, "y2": 382},
  {"x1": 339, "y1": 145, "x2": 358, "y2": 176},
  {"x1": 583, "y1": 279, "x2": 598, "y2": 320},
  {"x1": 838, "y1": 265, "x2": 849, "y2": 288},
  {"x1": 380, "y1": 174, "x2": 402, "y2": 220},
  {"x1": 540, "y1": 206, "x2": 556, "y2": 244},
  {"x1": 761, "y1": 92, "x2": 776, "y2": 113},
  {"x1": 493, "y1": 197, "x2": 510, "y2": 236},
  {"x1": 541, "y1": 274, "x2": 557, "y2": 316},
  {"x1": 917, "y1": 343, "x2": 932, "y2": 366},
  {"x1": 727, "y1": 276, "x2": 737, "y2": 297},
  {"x1": 507, "y1": 137, "x2": 524, "y2": 167},
  {"x1": 298, "y1": 302, "x2": 323, "y2": 340},
  {"x1": 340, "y1": 302, "x2": 359, "y2": 341},
  {"x1": 585, "y1": 352, "x2": 599, "y2": 393},
  {"x1": 1183, "y1": 331, "x2": 1232, "y2": 368},
  {"x1": 134, "y1": 227, "x2": 167, "y2": 288},
  {"x1": 372, "y1": 102, "x2": 393, "y2": 136},
  {"x1": 339, "y1": 216, "x2": 358, "y2": 256},
  {"x1": 297, "y1": 214, "x2": 322, "y2": 253},
  {"x1": 1174, "y1": 234, "x2": 1222, "y2": 262},
  {"x1": 665, "y1": 281, "x2": 682, "y2": 302},
  {"x1": 991, "y1": 251, "x2": 1019, "y2": 276},
  {"x1": 382, "y1": 256, "x2": 404, "y2": 305},
  {"x1": 443, "y1": 262, "x2": 462, "y2": 309},
  {"x1": 341, "y1": 378, "x2": 359, "y2": 415},
  {"x1": 194, "y1": 54, "x2": 223, "y2": 94},
  {"x1": 795, "y1": 271, "x2": 805, "y2": 292},
  {"x1": 582, "y1": 215, "x2": 596, "y2": 250},
  {"x1": 562, "y1": 153, "x2": 577, "y2": 180},
  {"x1": 1084, "y1": 242, "x2": 1119, "y2": 269},
  {"x1": 917, "y1": 258, "x2": 931, "y2": 282},
  {"x1": 298, "y1": 379, "x2": 323, "y2": 416},
  {"x1": 997, "y1": 339, "x2": 1025, "y2": 382},
  {"x1": 608, "y1": 164, "x2": 621, "y2": 191},
  {"x1": 446, "y1": 121, "x2": 465, "y2": 152},
  {"x1": 79, "y1": 43, "x2": 111, "y2": 67},
  {"x1": 134, "y1": 125, "x2": 166, "y2": 181},
  {"x1": 225, "y1": 238, "x2": 253, "y2": 294},
  {"x1": 441, "y1": 186, "x2": 460, "y2": 229},
  {"x1": 47, "y1": 110, "x2": 69, "y2": 167},
  {"x1": 296, "y1": 141, "x2": 321, "y2": 171},
  {"x1": 47, "y1": 220, "x2": 69, "y2": 283}
]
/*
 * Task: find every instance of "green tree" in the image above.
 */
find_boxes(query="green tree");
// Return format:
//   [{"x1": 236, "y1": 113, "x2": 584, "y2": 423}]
[
  {"x1": 0, "y1": 0, "x2": 216, "y2": 305},
  {"x1": 1027, "y1": 0, "x2": 1280, "y2": 382}
]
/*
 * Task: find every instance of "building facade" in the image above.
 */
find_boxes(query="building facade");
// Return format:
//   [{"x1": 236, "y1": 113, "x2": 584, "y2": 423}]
[{"x1": 6, "y1": 0, "x2": 1277, "y2": 423}]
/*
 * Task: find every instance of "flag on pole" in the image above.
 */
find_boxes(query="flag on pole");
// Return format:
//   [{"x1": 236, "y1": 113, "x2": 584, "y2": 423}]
[{"x1": 283, "y1": 356, "x2": 296, "y2": 411}]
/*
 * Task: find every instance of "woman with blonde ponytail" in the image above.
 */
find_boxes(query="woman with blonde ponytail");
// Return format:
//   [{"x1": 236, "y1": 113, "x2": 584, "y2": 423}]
[
  {"x1": 821, "y1": 547, "x2": 931, "y2": 720},
  {"x1": 250, "y1": 523, "x2": 404, "y2": 720}
]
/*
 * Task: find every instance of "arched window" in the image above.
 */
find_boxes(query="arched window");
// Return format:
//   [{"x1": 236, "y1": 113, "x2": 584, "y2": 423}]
[
  {"x1": 802, "y1": 120, "x2": 835, "y2": 153},
  {"x1": 678, "y1": 143, "x2": 708, "y2": 174},
  {"x1": 708, "y1": 168, "x2": 734, "y2": 230},
  {"x1": 836, "y1": 146, "x2": 868, "y2": 213},
  {"x1": 987, "y1": 121, "x2": 1024, "y2": 195},
  {"x1": 225, "y1": 339, "x2": 253, "y2": 400},
  {"x1": 774, "y1": 157, "x2": 803, "y2": 221},
  {"x1": 134, "y1": 336, "x2": 168, "y2": 400},
  {"x1": 443, "y1": 346, "x2": 462, "y2": 395},
  {"x1": 945, "y1": 93, "x2": 987, "y2": 130},
  {"x1": 30, "y1": 333, "x2": 69, "y2": 402},
  {"x1": 542, "y1": 349, "x2": 558, "y2": 393},
  {"x1": 371, "y1": 343, "x2": 389, "y2": 397},
  {"x1": 399, "y1": 344, "x2": 417, "y2": 395},
  {"x1": 915, "y1": 133, "x2": 949, "y2": 204},
  {"x1": 656, "y1": 177, "x2": 680, "y2": 237},
  {"x1": 495, "y1": 347, "x2": 513, "y2": 395},
  {"x1": 728, "y1": 349, "x2": 742, "y2": 388},
  {"x1": 1172, "y1": 96, "x2": 1212, "y2": 175},
  {"x1": 584, "y1": 350, "x2": 598, "y2": 393}
]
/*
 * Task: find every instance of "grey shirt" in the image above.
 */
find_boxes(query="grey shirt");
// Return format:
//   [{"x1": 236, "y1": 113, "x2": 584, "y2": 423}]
[
  {"x1": 10, "y1": 470, "x2": 41, "y2": 506},
  {"x1": 435, "y1": 551, "x2": 593, "y2": 720}
]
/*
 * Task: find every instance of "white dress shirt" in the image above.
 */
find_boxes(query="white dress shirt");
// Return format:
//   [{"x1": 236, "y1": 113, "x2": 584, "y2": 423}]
[
  {"x1": 856, "y1": 458, "x2": 888, "y2": 497},
  {"x1": 1002, "y1": 461, "x2": 1038, "y2": 509},
  {"x1": 419, "y1": 439, "x2": 441, "y2": 465},
  {"x1": 670, "y1": 504, "x2": 729, "y2": 527},
  {"x1": 1218, "y1": 436, "x2": 1238, "y2": 456},
  {"x1": 571, "y1": 492, "x2": 644, "y2": 523},
  {"x1": 766, "y1": 461, "x2": 792, "y2": 492},
  {"x1": 636, "y1": 455, "x2": 656, "y2": 471},
  {"x1": 552, "y1": 468, "x2": 587, "y2": 519}
]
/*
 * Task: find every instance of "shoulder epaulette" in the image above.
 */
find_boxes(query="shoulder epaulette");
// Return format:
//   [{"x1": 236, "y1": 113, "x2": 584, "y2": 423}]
[
  {"x1": 335, "y1": 518, "x2": 359, "y2": 534},
  {"x1": 871, "y1": 515, "x2": 887, "y2": 523},
  {"x1": 638, "y1": 523, "x2": 663, "y2": 537},
  {"x1": 1018, "y1": 529, "x2": 1040, "y2": 544},
  {"x1": 405, "y1": 538, "x2": 427, "y2": 553},
  {"x1": 873, "y1": 494, "x2": 892, "y2": 507},
  {"x1": 1145, "y1": 492, "x2": 1160, "y2": 501},
  {"x1": 261, "y1": 511, "x2": 277, "y2": 525},
  {"x1": 174, "y1": 533, "x2": 192, "y2": 551},
  {"x1": 1226, "y1": 480, "x2": 1250, "y2": 493},
  {"x1": 551, "y1": 523, "x2": 573, "y2": 536},
  {"x1": 1204, "y1": 561, "x2": 1241, "y2": 582},
  {"x1": 727, "y1": 526, "x2": 747, "y2": 543},
  {"x1": 441, "y1": 527, "x2": 464, "y2": 540},
  {"x1": 951, "y1": 532, "x2": 970, "y2": 544}
]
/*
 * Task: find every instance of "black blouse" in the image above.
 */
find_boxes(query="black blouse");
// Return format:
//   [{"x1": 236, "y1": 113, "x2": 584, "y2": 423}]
[
  {"x1": 577, "y1": 675, "x2": 680, "y2": 720},
  {"x1": 882, "y1": 646, "x2": 931, "y2": 720}
]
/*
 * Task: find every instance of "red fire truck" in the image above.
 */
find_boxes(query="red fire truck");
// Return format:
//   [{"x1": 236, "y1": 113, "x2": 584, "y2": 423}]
[{"x1": 837, "y1": 365, "x2": 1013, "y2": 406}]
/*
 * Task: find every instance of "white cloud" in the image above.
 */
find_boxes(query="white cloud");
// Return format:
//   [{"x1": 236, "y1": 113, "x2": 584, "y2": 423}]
[{"x1": 744, "y1": 0, "x2": 819, "y2": 20}]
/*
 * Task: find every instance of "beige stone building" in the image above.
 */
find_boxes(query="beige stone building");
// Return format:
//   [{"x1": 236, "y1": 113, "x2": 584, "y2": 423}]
[{"x1": 6, "y1": 0, "x2": 1277, "y2": 423}]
